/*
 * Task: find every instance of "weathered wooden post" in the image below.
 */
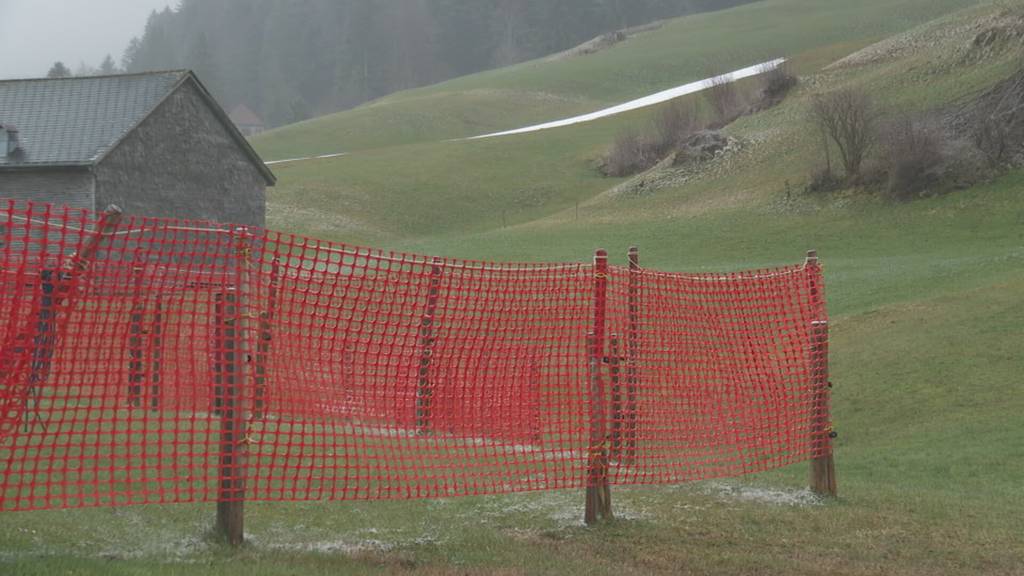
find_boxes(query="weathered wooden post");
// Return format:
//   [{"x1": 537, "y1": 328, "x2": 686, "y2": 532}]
[
  {"x1": 65, "y1": 205, "x2": 123, "y2": 275},
  {"x1": 608, "y1": 336, "x2": 623, "y2": 461},
  {"x1": 805, "y1": 250, "x2": 837, "y2": 497},
  {"x1": 27, "y1": 205, "x2": 122, "y2": 429},
  {"x1": 253, "y1": 257, "x2": 280, "y2": 420},
  {"x1": 127, "y1": 266, "x2": 163, "y2": 410},
  {"x1": 416, "y1": 257, "x2": 443, "y2": 434},
  {"x1": 148, "y1": 295, "x2": 163, "y2": 411},
  {"x1": 215, "y1": 228, "x2": 254, "y2": 545},
  {"x1": 624, "y1": 246, "x2": 640, "y2": 466},
  {"x1": 128, "y1": 266, "x2": 145, "y2": 408},
  {"x1": 585, "y1": 249, "x2": 612, "y2": 525}
]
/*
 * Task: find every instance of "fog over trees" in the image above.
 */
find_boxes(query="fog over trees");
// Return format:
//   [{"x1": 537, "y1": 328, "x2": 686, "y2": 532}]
[{"x1": 120, "y1": 0, "x2": 754, "y2": 128}]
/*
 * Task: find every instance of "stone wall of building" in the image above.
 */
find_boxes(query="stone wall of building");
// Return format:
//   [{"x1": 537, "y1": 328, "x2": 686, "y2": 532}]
[
  {"x1": 95, "y1": 79, "x2": 268, "y2": 228},
  {"x1": 0, "y1": 169, "x2": 95, "y2": 255},
  {"x1": 0, "y1": 169, "x2": 95, "y2": 211}
]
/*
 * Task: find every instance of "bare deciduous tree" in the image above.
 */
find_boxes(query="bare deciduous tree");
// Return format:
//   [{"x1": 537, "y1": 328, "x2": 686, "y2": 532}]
[{"x1": 811, "y1": 89, "x2": 878, "y2": 179}]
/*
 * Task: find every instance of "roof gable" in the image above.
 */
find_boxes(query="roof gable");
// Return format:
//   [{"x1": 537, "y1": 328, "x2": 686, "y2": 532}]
[
  {"x1": 0, "y1": 70, "x2": 274, "y2": 186},
  {"x1": 0, "y1": 71, "x2": 188, "y2": 168}
]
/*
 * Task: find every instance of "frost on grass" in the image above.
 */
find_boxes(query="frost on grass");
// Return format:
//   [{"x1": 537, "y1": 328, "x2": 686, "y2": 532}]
[
  {"x1": 704, "y1": 482, "x2": 824, "y2": 507},
  {"x1": 2, "y1": 485, "x2": 816, "y2": 563},
  {"x1": 253, "y1": 535, "x2": 396, "y2": 555}
]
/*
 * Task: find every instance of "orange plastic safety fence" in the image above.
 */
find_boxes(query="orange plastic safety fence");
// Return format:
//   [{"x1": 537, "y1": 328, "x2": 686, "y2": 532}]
[{"x1": 0, "y1": 201, "x2": 830, "y2": 511}]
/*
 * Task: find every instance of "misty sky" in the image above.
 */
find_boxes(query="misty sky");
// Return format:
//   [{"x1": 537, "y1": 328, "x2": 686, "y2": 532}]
[{"x1": 0, "y1": 0, "x2": 172, "y2": 79}]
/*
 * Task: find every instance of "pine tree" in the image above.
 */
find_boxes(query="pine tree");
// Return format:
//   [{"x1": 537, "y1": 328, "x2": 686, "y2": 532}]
[
  {"x1": 99, "y1": 54, "x2": 119, "y2": 75},
  {"x1": 186, "y1": 31, "x2": 218, "y2": 92},
  {"x1": 46, "y1": 62, "x2": 71, "y2": 78}
]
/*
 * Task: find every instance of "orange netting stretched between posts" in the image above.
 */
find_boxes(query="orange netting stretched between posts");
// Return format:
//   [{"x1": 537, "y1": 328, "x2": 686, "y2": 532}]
[{"x1": 0, "y1": 201, "x2": 831, "y2": 511}]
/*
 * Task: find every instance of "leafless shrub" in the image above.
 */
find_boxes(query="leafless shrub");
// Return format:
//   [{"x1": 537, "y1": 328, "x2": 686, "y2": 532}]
[
  {"x1": 972, "y1": 110, "x2": 1013, "y2": 168},
  {"x1": 655, "y1": 99, "x2": 698, "y2": 150},
  {"x1": 601, "y1": 99, "x2": 698, "y2": 177},
  {"x1": 706, "y1": 72, "x2": 742, "y2": 125},
  {"x1": 884, "y1": 116, "x2": 945, "y2": 201},
  {"x1": 602, "y1": 131, "x2": 661, "y2": 177},
  {"x1": 811, "y1": 89, "x2": 878, "y2": 180},
  {"x1": 805, "y1": 167, "x2": 843, "y2": 194},
  {"x1": 758, "y1": 61, "x2": 798, "y2": 106}
]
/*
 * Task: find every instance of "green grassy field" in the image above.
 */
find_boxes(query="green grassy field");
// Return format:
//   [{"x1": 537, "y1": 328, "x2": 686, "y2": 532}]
[
  {"x1": 4, "y1": 0, "x2": 1024, "y2": 574},
  {"x1": 252, "y1": 0, "x2": 983, "y2": 159}
]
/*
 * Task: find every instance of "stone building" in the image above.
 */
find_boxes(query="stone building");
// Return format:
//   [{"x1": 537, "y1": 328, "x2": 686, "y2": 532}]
[
  {"x1": 228, "y1": 104, "x2": 266, "y2": 137},
  {"x1": 0, "y1": 70, "x2": 275, "y2": 227}
]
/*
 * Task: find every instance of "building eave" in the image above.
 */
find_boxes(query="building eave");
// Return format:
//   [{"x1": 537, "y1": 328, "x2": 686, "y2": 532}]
[{"x1": 0, "y1": 162, "x2": 94, "y2": 171}]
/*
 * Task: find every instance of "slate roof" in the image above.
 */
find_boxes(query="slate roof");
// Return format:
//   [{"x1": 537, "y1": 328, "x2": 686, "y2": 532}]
[
  {"x1": 0, "y1": 71, "x2": 187, "y2": 167},
  {"x1": 0, "y1": 70, "x2": 274, "y2": 184}
]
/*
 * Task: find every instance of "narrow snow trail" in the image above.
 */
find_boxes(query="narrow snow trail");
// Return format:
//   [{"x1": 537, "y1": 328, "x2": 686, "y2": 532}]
[
  {"x1": 465, "y1": 58, "x2": 786, "y2": 140},
  {"x1": 261, "y1": 58, "x2": 785, "y2": 164},
  {"x1": 265, "y1": 152, "x2": 347, "y2": 166}
]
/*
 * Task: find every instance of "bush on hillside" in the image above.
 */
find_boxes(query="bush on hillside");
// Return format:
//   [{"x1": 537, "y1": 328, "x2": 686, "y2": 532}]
[
  {"x1": 656, "y1": 100, "x2": 699, "y2": 150},
  {"x1": 706, "y1": 72, "x2": 744, "y2": 125},
  {"x1": 885, "y1": 117, "x2": 946, "y2": 201},
  {"x1": 759, "y1": 61, "x2": 798, "y2": 107},
  {"x1": 600, "y1": 100, "x2": 698, "y2": 177},
  {"x1": 805, "y1": 167, "x2": 844, "y2": 194},
  {"x1": 972, "y1": 110, "x2": 1014, "y2": 168},
  {"x1": 602, "y1": 131, "x2": 663, "y2": 177}
]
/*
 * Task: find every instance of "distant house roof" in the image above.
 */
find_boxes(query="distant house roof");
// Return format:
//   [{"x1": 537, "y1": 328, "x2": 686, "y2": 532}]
[
  {"x1": 0, "y1": 70, "x2": 274, "y2": 184},
  {"x1": 229, "y1": 104, "x2": 264, "y2": 127}
]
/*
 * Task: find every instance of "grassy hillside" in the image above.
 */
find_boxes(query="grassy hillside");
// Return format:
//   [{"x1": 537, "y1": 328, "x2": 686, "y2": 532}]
[
  {"x1": 4, "y1": 1, "x2": 1024, "y2": 574},
  {"x1": 259, "y1": 0, "x2": 1016, "y2": 248},
  {"x1": 252, "y1": 0, "x2": 983, "y2": 159}
]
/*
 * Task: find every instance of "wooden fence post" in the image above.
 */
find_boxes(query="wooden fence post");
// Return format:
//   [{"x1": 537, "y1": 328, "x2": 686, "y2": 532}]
[
  {"x1": 27, "y1": 205, "x2": 122, "y2": 430},
  {"x1": 215, "y1": 228, "x2": 254, "y2": 546},
  {"x1": 416, "y1": 257, "x2": 443, "y2": 434},
  {"x1": 608, "y1": 335, "x2": 622, "y2": 461},
  {"x1": 624, "y1": 246, "x2": 640, "y2": 466},
  {"x1": 148, "y1": 295, "x2": 163, "y2": 411},
  {"x1": 128, "y1": 266, "x2": 145, "y2": 408},
  {"x1": 65, "y1": 205, "x2": 123, "y2": 275},
  {"x1": 585, "y1": 249, "x2": 612, "y2": 525},
  {"x1": 127, "y1": 265, "x2": 162, "y2": 411},
  {"x1": 806, "y1": 250, "x2": 837, "y2": 497},
  {"x1": 253, "y1": 257, "x2": 280, "y2": 420}
]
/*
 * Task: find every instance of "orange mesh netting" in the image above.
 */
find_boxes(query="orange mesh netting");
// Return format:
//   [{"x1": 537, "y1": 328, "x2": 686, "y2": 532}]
[{"x1": 0, "y1": 201, "x2": 831, "y2": 511}]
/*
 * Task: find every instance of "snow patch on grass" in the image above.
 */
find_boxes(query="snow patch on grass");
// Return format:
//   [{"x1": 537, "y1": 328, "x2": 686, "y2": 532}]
[
  {"x1": 705, "y1": 482, "x2": 824, "y2": 507},
  {"x1": 255, "y1": 536, "x2": 395, "y2": 555}
]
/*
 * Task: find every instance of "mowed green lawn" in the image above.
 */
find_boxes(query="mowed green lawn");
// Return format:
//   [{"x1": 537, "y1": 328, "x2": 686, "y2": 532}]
[{"x1": 4, "y1": 0, "x2": 1024, "y2": 574}]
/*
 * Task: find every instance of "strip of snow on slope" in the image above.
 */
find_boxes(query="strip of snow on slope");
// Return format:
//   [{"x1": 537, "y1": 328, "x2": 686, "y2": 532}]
[{"x1": 466, "y1": 58, "x2": 786, "y2": 140}]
